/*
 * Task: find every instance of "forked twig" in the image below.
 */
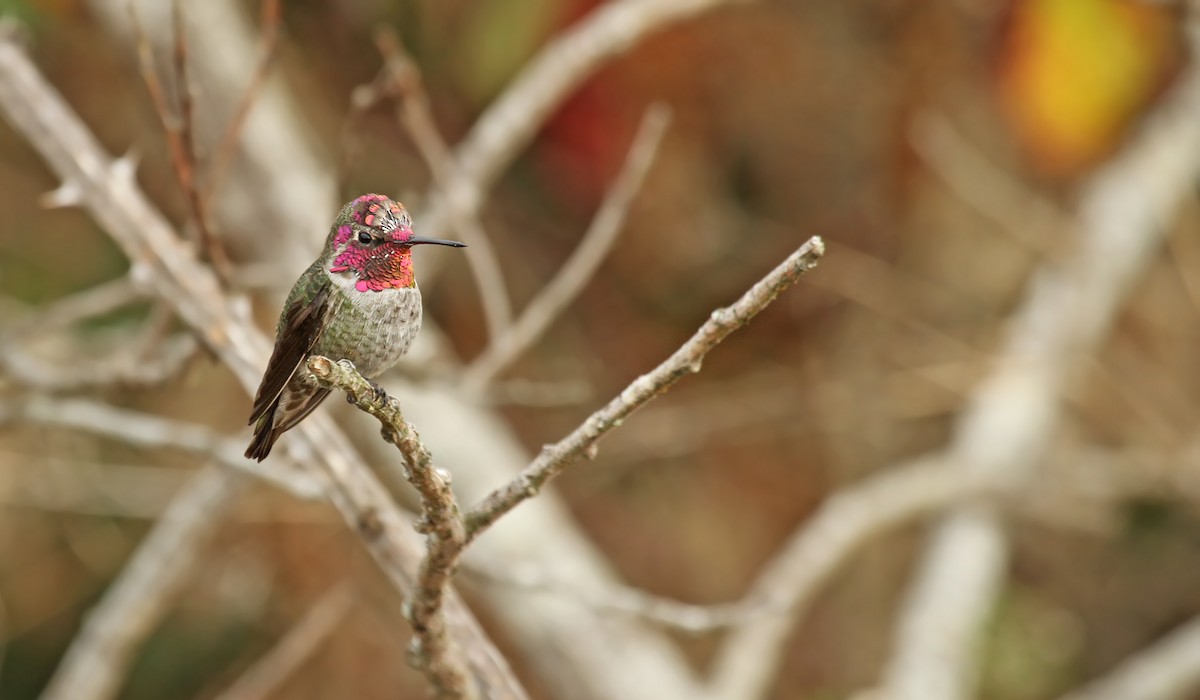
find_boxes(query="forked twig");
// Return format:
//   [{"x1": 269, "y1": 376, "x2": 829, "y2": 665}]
[{"x1": 463, "y1": 236, "x2": 825, "y2": 541}]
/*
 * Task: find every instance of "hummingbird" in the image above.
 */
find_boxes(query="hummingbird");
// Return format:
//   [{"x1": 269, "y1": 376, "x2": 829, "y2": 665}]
[{"x1": 245, "y1": 194, "x2": 465, "y2": 461}]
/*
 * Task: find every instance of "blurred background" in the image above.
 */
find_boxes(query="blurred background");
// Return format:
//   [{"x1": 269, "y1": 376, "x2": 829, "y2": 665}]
[{"x1": 1, "y1": 0, "x2": 1198, "y2": 699}]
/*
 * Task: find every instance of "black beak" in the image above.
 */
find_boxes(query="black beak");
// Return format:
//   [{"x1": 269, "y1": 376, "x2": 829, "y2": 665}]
[{"x1": 408, "y1": 236, "x2": 467, "y2": 248}]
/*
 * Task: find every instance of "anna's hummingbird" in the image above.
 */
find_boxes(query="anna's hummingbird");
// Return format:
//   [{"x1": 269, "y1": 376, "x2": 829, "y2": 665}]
[{"x1": 245, "y1": 193, "x2": 465, "y2": 461}]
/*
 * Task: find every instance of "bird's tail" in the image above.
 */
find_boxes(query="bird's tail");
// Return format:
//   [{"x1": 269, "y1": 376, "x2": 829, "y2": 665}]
[{"x1": 245, "y1": 414, "x2": 280, "y2": 462}]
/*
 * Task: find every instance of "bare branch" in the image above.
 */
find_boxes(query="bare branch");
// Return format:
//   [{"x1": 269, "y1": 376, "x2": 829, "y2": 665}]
[
  {"x1": 202, "y1": 0, "x2": 282, "y2": 209},
  {"x1": 40, "y1": 464, "x2": 245, "y2": 700},
  {"x1": 129, "y1": 4, "x2": 231, "y2": 282},
  {"x1": 375, "y1": 28, "x2": 513, "y2": 340},
  {"x1": 215, "y1": 583, "x2": 355, "y2": 700},
  {"x1": 459, "y1": 104, "x2": 672, "y2": 393},
  {"x1": 170, "y1": 0, "x2": 233, "y2": 282},
  {"x1": 307, "y1": 356, "x2": 473, "y2": 699},
  {"x1": 463, "y1": 236, "x2": 825, "y2": 540}
]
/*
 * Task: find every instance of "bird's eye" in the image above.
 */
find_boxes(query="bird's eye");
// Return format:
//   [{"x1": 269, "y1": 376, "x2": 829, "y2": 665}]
[{"x1": 357, "y1": 231, "x2": 373, "y2": 245}]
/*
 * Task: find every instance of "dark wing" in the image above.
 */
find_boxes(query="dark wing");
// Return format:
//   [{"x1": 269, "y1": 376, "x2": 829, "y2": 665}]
[{"x1": 247, "y1": 283, "x2": 331, "y2": 426}]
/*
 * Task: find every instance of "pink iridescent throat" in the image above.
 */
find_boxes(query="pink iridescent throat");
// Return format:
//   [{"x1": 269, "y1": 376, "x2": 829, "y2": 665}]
[{"x1": 329, "y1": 237, "x2": 416, "y2": 292}]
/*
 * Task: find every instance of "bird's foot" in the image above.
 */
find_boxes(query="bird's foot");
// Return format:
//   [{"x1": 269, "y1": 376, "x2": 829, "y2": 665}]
[{"x1": 367, "y1": 378, "x2": 389, "y2": 404}]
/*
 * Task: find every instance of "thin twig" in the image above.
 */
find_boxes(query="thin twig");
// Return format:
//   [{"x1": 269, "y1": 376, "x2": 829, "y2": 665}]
[
  {"x1": 460, "y1": 104, "x2": 672, "y2": 393},
  {"x1": 463, "y1": 236, "x2": 825, "y2": 541},
  {"x1": 171, "y1": 0, "x2": 233, "y2": 282},
  {"x1": 131, "y1": 3, "x2": 232, "y2": 283},
  {"x1": 375, "y1": 29, "x2": 513, "y2": 340},
  {"x1": 202, "y1": 0, "x2": 282, "y2": 208},
  {"x1": 307, "y1": 356, "x2": 474, "y2": 699},
  {"x1": 39, "y1": 464, "x2": 245, "y2": 700},
  {"x1": 910, "y1": 112, "x2": 1070, "y2": 257},
  {"x1": 215, "y1": 583, "x2": 355, "y2": 700},
  {"x1": 0, "y1": 395, "x2": 327, "y2": 500}
]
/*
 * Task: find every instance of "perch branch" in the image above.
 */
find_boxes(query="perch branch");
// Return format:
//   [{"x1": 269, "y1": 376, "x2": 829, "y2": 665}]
[
  {"x1": 463, "y1": 236, "x2": 825, "y2": 541},
  {"x1": 460, "y1": 104, "x2": 671, "y2": 392},
  {"x1": 307, "y1": 356, "x2": 472, "y2": 699}
]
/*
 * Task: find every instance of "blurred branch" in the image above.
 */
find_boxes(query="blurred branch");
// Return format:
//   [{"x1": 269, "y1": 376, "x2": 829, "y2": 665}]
[
  {"x1": 418, "y1": 0, "x2": 749, "y2": 255},
  {"x1": 130, "y1": 3, "x2": 232, "y2": 282},
  {"x1": 0, "y1": 452, "x2": 332, "y2": 521},
  {"x1": 463, "y1": 236, "x2": 825, "y2": 541},
  {"x1": 306, "y1": 356, "x2": 473, "y2": 699},
  {"x1": 459, "y1": 104, "x2": 672, "y2": 393},
  {"x1": 707, "y1": 457, "x2": 990, "y2": 699},
  {"x1": 1055, "y1": 615, "x2": 1200, "y2": 700},
  {"x1": 40, "y1": 464, "x2": 245, "y2": 700},
  {"x1": 374, "y1": 29, "x2": 513, "y2": 341},
  {"x1": 910, "y1": 112, "x2": 1070, "y2": 257},
  {"x1": 463, "y1": 557, "x2": 761, "y2": 633},
  {"x1": 0, "y1": 454, "x2": 179, "y2": 519},
  {"x1": 202, "y1": 0, "x2": 282, "y2": 208},
  {"x1": 215, "y1": 583, "x2": 355, "y2": 700},
  {"x1": 1, "y1": 274, "x2": 143, "y2": 335},
  {"x1": 0, "y1": 34, "x2": 527, "y2": 700},
  {"x1": 0, "y1": 333, "x2": 199, "y2": 392},
  {"x1": 0, "y1": 395, "x2": 327, "y2": 500},
  {"x1": 876, "y1": 33, "x2": 1200, "y2": 700}
]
